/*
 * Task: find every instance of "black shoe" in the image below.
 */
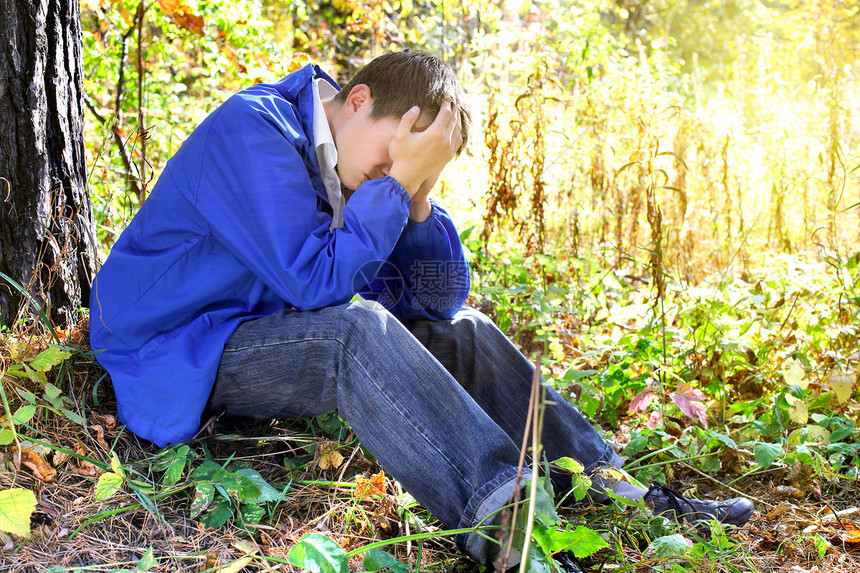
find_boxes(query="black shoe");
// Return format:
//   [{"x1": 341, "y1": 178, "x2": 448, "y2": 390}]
[
  {"x1": 553, "y1": 551, "x2": 584, "y2": 573},
  {"x1": 643, "y1": 483, "x2": 754, "y2": 526}
]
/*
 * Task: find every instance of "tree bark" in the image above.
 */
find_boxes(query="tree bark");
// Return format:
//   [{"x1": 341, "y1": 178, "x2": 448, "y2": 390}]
[{"x1": 0, "y1": 0, "x2": 96, "y2": 330}]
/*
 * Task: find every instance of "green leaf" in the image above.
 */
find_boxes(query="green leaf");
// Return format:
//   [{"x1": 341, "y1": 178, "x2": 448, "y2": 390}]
[
  {"x1": 60, "y1": 408, "x2": 85, "y2": 425},
  {"x1": 802, "y1": 424, "x2": 830, "y2": 443},
  {"x1": 190, "y1": 460, "x2": 222, "y2": 481},
  {"x1": 23, "y1": 363, "x2": 47, "y2": 385},
  {"x1": 163, "y1": 453, "x2": 188, "y2": 489},
  {"x1": 812, "y1": 533, "x2": 828, "y2": 559},
  {"x1": 524, "y1": 478, "x2": 559, "y2": 526},
  {"x1": 544, "y1": 525, "x2": 608, "y2": 558},
  {"x1": 12, "y1": 405, "x2": 38, "y2": 425},
  {"x1": 0, "y1": 488, "x2": 37, "y2": 538},
  {"x1": 706, "y1": 430, "x2": 738, "y2": 450},
  {"x1": 829, "y1": 427, "x2": 855, "y2": 443},
  {"x1": 136, "y1": 547, "x2": 156, "y2": 570},
  {"x1": 808, "y1": 392, "x2": 833, "y2": 411},
  {"x1": 828, "y1": 374, "x2": 855, "y2": 404},
  {"x1": 44, "y1": 383, "x2": 62, "y2": 400},
  {"x1": 315, "y1": 411, "x2": 346, "y2": 435},
  {"x1": 288, "y1": 533, "x2": 349, "y2": 573},
  {"x1": 16, "y1": 389, "x2": 38, "y2": 404},
  {"x1": 785, "y1": 394, "x2": 809, "y2": 425},
  {"x1": 190, "y1": 482, "x2": 215, "y2": 519},
  {"x1": 562, "y1": 368, "x2": 599, "y2": 382},
  {"x1": 29, "y1": 348, "x2": 72, "y2": 372},
  {"x1": 578, "y1": 391, "x2": 601, "y2": 419},
  {"x1": 110, "y1": 452, "x2": 126, "y2": 479},
  {"x1": 239, "y1": 503, "x2": 265, "y2": 525},
  {"x1": 128, "y1": 479, "x2": 155, "y2": 496},
  {"x1": 0, "y1": 430, "x2": 14, "y2": 446},
  {"x1": 794, "y1": 445, "x2": 814, "y2": 465},
  {"x1": 95, "y1": 472, "x2": 124, "y2": 501},
  {"x1": 782, "y1": 359, "x2": 806, "y2": 389},
  {"x1": 235, "y1": 468, "x2": 282, "y2": 503},
  {"x1": 552, "y1": 457, "x2": 585, "y2": 474},
  {"x1": 363, "y1": 548, "x2": 410, "y2": 573},
  {"x1": 200, "y1": 500, "x2": 233, "y2": 529},
  {"x1": 754, "y1": 443, "x2": 784, "y2": 469},
  {"x1": 214, "y1": 471, "x2": 260, "y2": 500},
  {"x1": 524, "y1": 544, "x2": 553, "y2": 573},
  {"x1": 458, "y1": 225, "x2": 475, "y2": 242},
  {"x1": 5, "y1": 364, "x2": 26, "y2": 377},
  {"x1": 570, "y1": 473, "x2": 592, "y2": 502},
  {"x1": 649, "y1": 534, "x2": 691, "y2": 557}
]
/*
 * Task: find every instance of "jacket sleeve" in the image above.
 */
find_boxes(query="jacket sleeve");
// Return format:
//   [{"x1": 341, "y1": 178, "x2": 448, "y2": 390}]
[
  {"x1": 360, "y1": 200, "x2": 470, "y2": 321},
  {"x1": 174, "y1": 93, "x2": 411, "y2": 310}
]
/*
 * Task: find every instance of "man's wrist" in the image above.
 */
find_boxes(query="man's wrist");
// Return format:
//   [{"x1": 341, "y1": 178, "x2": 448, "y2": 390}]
[
  {"x1": 409, "y1": 198, "x2": 432, "y2": 223},
  {"x1": 389, "y1": 166, "x2": 420, "y2": 197}
]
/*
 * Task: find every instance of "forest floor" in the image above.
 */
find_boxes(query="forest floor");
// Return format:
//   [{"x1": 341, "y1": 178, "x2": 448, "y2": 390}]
[{"x1": 1, "y1": 306, "x2": 859, "y2": 573}]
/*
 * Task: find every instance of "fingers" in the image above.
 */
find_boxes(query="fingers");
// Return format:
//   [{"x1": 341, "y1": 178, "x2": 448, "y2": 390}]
[
  {"x1": 397, "y1": 106, "x2": 421, "y2": 136},
  {"x1": 449, "y1": 108, "x2": 463, "y2": 152},
  {"x1": 437, "y1": 101, "x2": 462, "y2": 153}
]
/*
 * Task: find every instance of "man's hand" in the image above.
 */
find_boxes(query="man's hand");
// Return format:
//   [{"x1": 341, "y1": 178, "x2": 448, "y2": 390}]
[{"x1": 388, "y1": 102, "x2": 462, "y2": 199}]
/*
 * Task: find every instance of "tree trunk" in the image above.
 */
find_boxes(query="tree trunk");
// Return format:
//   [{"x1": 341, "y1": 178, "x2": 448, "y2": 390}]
[{"x1": 0, "y1": 0, "x2": 96, "y2": 330}]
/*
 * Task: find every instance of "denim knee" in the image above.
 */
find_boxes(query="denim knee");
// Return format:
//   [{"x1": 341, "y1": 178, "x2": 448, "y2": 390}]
[
  {"x1": 450, "y1": 307, "x2": 496, "y2": 332},
  {"x1": 330, "y1": 301, "x2": 395, "y2": 343}
]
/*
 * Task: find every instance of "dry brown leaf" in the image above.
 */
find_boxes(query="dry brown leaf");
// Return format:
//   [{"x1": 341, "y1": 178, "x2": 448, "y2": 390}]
[
  {"x1": 319, "y1": 450, "x2": 344, "y2": 471},
  {"x1": 156, "y1": 0, "x2": 205, "y2": 36},
  {"x1": 89, "y1": 424, "x2": 109, "y2": 451},
  {"x1": 52, "y1": 450, "x2": 70, "y2": 467},
  {"x1": 200, "y1": 553, "x2": 219, "y2": 572},
  {"x1": 68, "y1": 465, "x2": 99, "y2": 477},
  {"x1": 286, "y1": 53, "x2": 311, "y2": 73},
  {"x1": 213, "y1": 556, "x2": 253, "y2": 573},
  {"x1": 68, "y1": 444, "x2": 101, "y2": 477},
  {"x1": 82, "y1": 0, "x2": 105, "y2": 13},
  {"x1": 834, "y1": 519, "x2": 860, "y2": 544},
  {"x1": 9, "y1": 340, "x2": 40, "y2": 362},
  {"x1": 773, "y1": 485, "x2": 803, "y2": 498},
  {"x1": 12, "y1": 447, "x2": 57, "y2": 483},
  {"x1": 219, "y1": 45, "x2": 247, "y2": 74},
  {"x1": 765, "y1": 502, "x2": 794, "y2": 520},
  {"x1": 92, "y1": 413, "x2": 116, "y2": 429},
  {"x1": 231, "y1": 539, "x2": 257, "y2": 555}
]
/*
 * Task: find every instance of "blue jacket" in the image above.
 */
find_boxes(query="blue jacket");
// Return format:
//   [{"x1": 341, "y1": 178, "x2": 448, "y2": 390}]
[{"x1": 90, "y1": 64, "x2": 470, "y2": 447}]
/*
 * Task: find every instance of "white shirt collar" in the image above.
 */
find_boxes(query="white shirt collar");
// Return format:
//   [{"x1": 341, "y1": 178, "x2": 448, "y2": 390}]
[{"x1": 312, "y1": 78, "x2": 344, "y2": 230}]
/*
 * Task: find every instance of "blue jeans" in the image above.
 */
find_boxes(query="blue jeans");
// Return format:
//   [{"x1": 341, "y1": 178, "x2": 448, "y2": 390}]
[{"x1": 208, "y1": 302, "x2": 622, "y2": 564}]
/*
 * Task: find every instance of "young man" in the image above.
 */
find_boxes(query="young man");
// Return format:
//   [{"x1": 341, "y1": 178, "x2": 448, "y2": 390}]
[{"x1": 90, "y1": 51, "x2": 753, "y2": 568}]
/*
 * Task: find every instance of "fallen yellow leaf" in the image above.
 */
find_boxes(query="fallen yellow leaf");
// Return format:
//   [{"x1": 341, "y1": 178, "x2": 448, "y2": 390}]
[
  {"x1": 317, "y1": 441, "x2": 344, "y2": 470},
  {"x1": 355, "y1": 471, "x2": 387, "y2": 500}
]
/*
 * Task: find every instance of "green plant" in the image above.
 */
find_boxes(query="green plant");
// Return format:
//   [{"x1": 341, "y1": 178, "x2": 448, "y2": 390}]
[{"x1": 186, "y1": 458, "x2": 284, "y2": 530}]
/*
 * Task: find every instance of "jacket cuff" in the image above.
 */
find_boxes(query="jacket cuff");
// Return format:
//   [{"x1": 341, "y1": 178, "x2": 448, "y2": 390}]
[{"x1": 404, "y1": 199, "x2": 438, "y2": 233}]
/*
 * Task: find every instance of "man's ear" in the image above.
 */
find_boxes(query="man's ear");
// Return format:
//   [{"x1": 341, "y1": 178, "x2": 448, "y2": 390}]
[{"x1": 344, "y1": 84, "x2": 371, "y2": 117}]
